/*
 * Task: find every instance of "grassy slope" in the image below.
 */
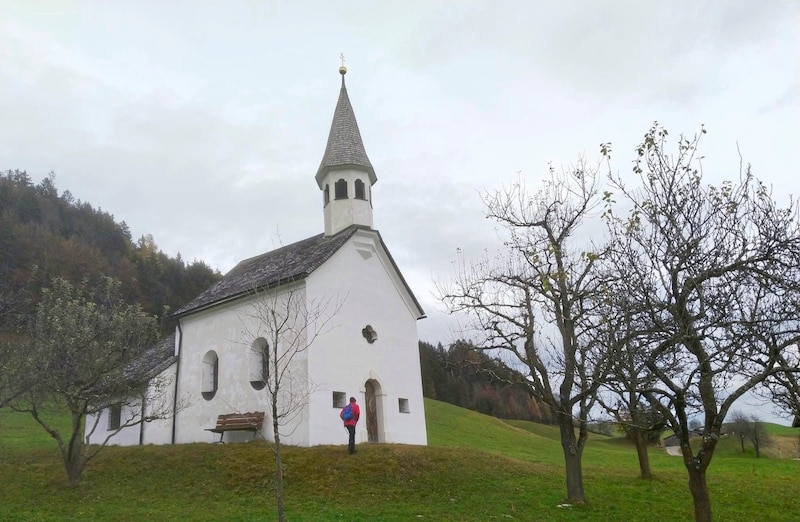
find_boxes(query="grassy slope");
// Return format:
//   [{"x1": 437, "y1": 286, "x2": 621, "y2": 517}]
[{"x1": 0, "y1": 400, "x2": 797, "y2": 521}]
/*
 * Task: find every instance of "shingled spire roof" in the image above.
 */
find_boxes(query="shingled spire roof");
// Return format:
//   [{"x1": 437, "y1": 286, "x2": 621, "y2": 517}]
[{"x1": 315, "y1": 69, "x2": 376, "y2": 189}]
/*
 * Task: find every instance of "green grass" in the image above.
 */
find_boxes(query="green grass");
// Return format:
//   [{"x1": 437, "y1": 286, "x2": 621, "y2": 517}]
[
  {"x1": 1, "y1": 400, "x2": 798, "y2": 521},
  {"x1": 763, "y1": 422, "x2": 799, "y2": 437}
]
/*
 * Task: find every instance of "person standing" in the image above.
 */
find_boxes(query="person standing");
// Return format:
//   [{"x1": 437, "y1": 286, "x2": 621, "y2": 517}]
[{"x1": 340, "y1": 396, "x2": 360, "y2": 454}]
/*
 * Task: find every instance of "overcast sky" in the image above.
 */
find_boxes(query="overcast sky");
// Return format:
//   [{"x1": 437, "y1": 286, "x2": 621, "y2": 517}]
[{"x1": 2, "y1": 1, "x2": 799, "y2": 419}]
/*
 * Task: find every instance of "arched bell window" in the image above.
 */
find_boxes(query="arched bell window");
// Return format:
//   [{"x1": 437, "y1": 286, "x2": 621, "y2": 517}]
[
  {"x1": 334, "y1": 179, "x2": 348, "y2": 200},
  {"x1": 355, "y1": 179, "x2": 366, "y2": 200}
]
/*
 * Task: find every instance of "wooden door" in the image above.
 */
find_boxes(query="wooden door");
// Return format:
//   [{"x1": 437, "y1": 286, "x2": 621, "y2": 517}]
[{"x1": 365, "y1": 380, "x2": 378, "y2": 442}]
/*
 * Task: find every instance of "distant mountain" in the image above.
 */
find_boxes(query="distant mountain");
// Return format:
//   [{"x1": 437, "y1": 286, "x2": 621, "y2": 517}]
[{"x1": 0, "y1": 170, "x2": 222, "y2": 333}]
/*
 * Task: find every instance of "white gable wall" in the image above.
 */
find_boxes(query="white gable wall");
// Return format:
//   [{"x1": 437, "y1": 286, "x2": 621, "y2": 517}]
[{"x1": 305, "y1": 229, "x2": 427, "y2": 446}]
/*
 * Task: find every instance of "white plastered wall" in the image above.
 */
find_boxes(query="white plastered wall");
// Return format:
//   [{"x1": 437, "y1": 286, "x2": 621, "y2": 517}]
[
  {"x1": 173, "y1": 285, "x2": 310, "y2": 445},
  {"x1": 84, "y1": 362, "x2": 177, "y2": 447},
  {"x1": 304, "y1": 229, "x2": 427, "y2": 447}
]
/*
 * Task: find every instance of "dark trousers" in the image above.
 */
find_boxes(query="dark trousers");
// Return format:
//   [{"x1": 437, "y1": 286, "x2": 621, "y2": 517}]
[{"x1": 346, "y1": 425, "x2": 356, "y2": 454}]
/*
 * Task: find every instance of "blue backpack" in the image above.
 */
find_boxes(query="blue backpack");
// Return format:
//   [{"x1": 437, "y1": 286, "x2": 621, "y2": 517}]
[{"x1": 341, "y1": 403, "x2": 354, "y2": 421}]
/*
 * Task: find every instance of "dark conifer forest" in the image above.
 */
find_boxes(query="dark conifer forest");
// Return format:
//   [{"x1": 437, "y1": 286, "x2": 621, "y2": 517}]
[
  {"x1": 0, "y1": 170, "x2": 222, "y2": 334},
  {"x1": 419, "y1": 340, "x2": 554, "y2": 424}
]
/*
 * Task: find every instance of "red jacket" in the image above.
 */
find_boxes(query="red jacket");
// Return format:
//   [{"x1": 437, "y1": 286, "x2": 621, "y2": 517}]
[{"x1": 340, "y1": 403, "x2": 360, "y2": 426}]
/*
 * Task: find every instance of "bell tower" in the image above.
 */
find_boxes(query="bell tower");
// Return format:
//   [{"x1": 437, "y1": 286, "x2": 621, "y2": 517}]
[{"x1": 315, "y1": 65, "x2": 377, "y2": 236}]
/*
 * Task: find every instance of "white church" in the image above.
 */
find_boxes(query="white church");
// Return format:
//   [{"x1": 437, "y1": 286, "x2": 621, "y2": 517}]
[{"x1": 86, "y1": 67, "x2": 428, "y2": 448}]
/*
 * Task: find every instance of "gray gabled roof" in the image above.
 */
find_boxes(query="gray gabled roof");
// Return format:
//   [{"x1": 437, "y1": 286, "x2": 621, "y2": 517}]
[
  {"x1": 90, "y1": 333, "x2": 176, "y2": 399},
  {"x1": 173, "y1": 226, "x2": 360, "y2": 317},
  {"x1": 315, "y1": 73, "x2": 376, "y2": 188},
  {"x1": 127, "y1": 333, "x2": 177, "y2": 380}
]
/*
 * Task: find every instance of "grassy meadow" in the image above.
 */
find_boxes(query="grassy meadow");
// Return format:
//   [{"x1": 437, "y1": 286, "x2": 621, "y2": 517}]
[{"x1": 1, "y1": 399, "x2": 798, "y2": 521}]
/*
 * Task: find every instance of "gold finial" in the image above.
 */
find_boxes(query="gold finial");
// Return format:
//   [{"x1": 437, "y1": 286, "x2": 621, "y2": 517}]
[{"x1": 339, "y1": 53, "x2": 347, "y2": 75}]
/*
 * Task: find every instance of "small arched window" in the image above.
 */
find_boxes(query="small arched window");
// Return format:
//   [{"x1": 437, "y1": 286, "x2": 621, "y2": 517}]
[
  {"x1": 250, "y1": 338, "x2": 269, "y2": 390},
  {"x1": 202, "y1": 351, "x2": 219, "y2": 400},
  {"x1": 334, "y1": 179, "x2": 348, "y2": 200},
  {"x1": 354, "y1": 179, "x2": 366, "y2": 200},
  {"x1": 108, "y1": 403, "x2": 122, "y2": 430},
  {"x1": 323, "y1": 184, "x2": 330, "y2": 206}
]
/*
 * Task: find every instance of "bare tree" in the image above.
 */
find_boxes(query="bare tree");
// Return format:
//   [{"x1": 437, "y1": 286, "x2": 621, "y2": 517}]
[
  {"x1": 602, "y1": 123, "x2": 800, "y2": 521},
  {"x1": 595, "y1": 307, "x2": 670, "y2": 479},
  {"x1": 599, "y1": 352, "x2": 666, "y2": 478},
  {"x1": 729, "y1": 411, "x2": 751, "y2": 453},
  {"x1": 5, "y1": 277, "x2": 171, "y2": 486},
  {"x1": 756, "y1": 345, "x2": 800, "y2": 426},
  {"x1": 241, "y1": 281, "x2": 342, "y2": 522},
  {"x1": 730, "y1": 412, "x2": 769, "y2": 458},
  {"x1": 748, "y1": 415, "x2": 769, "y2": 458},
  {"x1": 439, "y1": 163, "x2": 614, "y2": 504}
]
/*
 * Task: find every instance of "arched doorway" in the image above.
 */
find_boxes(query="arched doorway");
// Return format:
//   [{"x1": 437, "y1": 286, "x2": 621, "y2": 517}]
[{"x1": 364, "y1": 379, "x2": 382, "y2": 443}]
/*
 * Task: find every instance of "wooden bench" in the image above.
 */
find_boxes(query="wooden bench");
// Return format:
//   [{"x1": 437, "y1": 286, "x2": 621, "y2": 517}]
[{"x1": 205, "y1": 412, "x2": 265, "y2": 443}]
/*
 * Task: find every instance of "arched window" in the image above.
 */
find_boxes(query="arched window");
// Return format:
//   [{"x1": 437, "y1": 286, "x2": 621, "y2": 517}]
[
  {"x1": 334, "y1": 179, "x2": 348, "y2": 200},
  {"x1": 323, "y1": 184, "x2": 330, "y2": 206},
  {"x1": 202, "y1": 351, "x2": 218, "y2": 400},
  {"x1": 250, "y1": 338, "x2": 269, "y2": 390},
  {"x1": 354, "y1": 179, "x2": 366, "y2": 200}
]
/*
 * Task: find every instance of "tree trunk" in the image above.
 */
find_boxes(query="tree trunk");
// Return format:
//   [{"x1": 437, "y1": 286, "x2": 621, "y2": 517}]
[
  {"x1": 66, "y1": 458, "x2": 84, "y2": 487},
  {"x1": 687, "y1": 464, "x2": 712, "y2": 522},
  {"x1": 633, "y1": 431, "x2": 652, "y2": 479},
  {"x1": 558, "y1": 418, "x2": 586, "y2": 503},
  {"x1": 63, "y1": 412, "x2": 87, "y2": 487},
  {"x1": 751, "y1": 427, "x2": 761, "y2": 458},
  {"x1": 273, "y1": 415, "x2": 286, "y2": 522},
  {"x1": 63, "y1": 441, "x2": 86, "y2": 486},
  {"x1": 275, "y1": 444, "x2": 285, "y2": 522}
]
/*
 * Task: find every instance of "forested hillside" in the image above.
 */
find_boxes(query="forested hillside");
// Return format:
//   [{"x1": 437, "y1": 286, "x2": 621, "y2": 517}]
[
  {"x1": 419, "y1": 340, "x2": 554, "y2": 424},
  {"x1": 0, "y1": 170, "x2": 222, "y2": 333}
]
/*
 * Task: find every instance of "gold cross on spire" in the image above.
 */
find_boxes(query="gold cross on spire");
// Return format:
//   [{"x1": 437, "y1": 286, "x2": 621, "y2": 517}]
[{"x1": 339, "y1": 53, "x2": 347, "y2": 76}]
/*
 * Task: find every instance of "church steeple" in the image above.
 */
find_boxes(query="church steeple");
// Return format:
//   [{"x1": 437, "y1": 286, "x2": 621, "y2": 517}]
[{"x1": 317, "y1": 65, "x2": 377, "y2": 236}]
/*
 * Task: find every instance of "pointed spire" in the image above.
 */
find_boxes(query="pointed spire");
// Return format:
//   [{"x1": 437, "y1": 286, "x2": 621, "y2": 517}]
[{"x1": 315, "y1": 67, "x2": 375, "y2": 189}]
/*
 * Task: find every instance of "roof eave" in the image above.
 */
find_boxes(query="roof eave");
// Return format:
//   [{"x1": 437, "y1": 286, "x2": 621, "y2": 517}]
[{"x1": 172, "y1": 274, "x2": 311, "y2": 319}]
